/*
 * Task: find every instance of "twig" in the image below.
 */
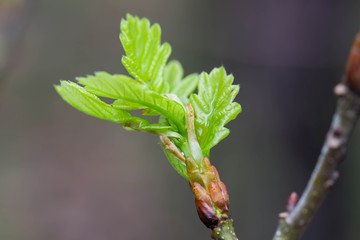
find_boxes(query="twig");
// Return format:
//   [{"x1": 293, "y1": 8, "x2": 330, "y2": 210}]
[
  {"x1": 272, "y1": 32, "x2": 360, "y2": 240},
  {"x1": 212, "y1": 219, "x2": 237, "y2": 240}
]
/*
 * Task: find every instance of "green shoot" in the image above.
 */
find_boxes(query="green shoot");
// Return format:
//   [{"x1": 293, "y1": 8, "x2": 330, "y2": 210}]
[{"x1": 55, "y1": 14, "x2": 241, "y2": 179}]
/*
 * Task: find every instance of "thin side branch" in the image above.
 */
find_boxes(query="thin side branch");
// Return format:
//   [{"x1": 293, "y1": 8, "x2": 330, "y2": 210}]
[
  {"x1": 273, "y1": 31, "x2": 360, "y2": 240},
  {"x1": 273, "y1": 83, "x2": 360, "y2": 239}
]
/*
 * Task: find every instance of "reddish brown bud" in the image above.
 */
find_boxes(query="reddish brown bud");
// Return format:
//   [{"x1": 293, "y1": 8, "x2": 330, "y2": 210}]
[
  {"x1": 199, "y1": 158, "x2": 216, "y2": 187},
  {"x1": 195, "y1": 199, "x2": 219, "y2": 229},
  {"x1": 187, "y1": 157, "x2": 231, "y2": 229},
  {"x1": 286, "y1": 192, "x2": 299, "y2": 213},
  {"x1": 192, "y1": 182, "x2": 212, "y2": 206},
  {"x1": 220, "y1": 182, "x2": 230, "y2": 208},
  {"x1": 209, "y1": 182, "x2": 229, "y2": 214},
  {"x1": 212, "y1": 166, "x2": 230, "y2": 208},
  {"x1": 212, "y1": 166, "x2": 221, "y2": 183},
  {"x1": 345, "y1": 32, "x2": 360, "y2": 93},
  {"x1": 192, "y1": 183, "x2": 219, "y2": 229}
]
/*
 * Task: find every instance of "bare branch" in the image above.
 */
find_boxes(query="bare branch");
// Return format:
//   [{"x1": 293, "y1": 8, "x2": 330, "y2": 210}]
[{"x1": 273, "y1": 32, "x2": 360, "y2": 240}]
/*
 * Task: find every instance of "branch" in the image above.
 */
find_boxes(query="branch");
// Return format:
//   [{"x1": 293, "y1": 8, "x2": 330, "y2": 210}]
[
  {"x1": 273, "y1": 32, "x2": 360, "y2": 240},
  {"x1": 212, "y1": 219, "x2": 237, "y2": 240}
]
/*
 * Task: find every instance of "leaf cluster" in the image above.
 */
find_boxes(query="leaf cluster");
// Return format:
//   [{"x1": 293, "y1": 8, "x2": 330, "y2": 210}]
[{"x1": 55, "y1": 14, "x2": 241, "y2": 179}]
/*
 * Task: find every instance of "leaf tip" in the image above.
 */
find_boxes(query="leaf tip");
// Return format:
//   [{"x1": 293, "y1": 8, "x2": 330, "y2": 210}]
[{"x1": 54, "y1": 82, "x2": 62, "y2": 94}]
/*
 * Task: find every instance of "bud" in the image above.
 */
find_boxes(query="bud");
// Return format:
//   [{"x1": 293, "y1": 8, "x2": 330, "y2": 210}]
[
  {"x1": 192, "y1": 182, "x2": 219, "y2": 229},
  {"x1": 286, "y1": 192, "x2": 299, "y2": 213},
  {"x1": 199, "y1": 157, "x2": 216, "y2": 187},
  {"x1": 186, "y1": 157, "x2": 218, "y2": 190},
  {"x1": 192, "y1": 182, "x2": 212, "y2": 206},
  {"x1": 345, "y1": 32, "x2": 360, "y2": 93},
  {"x1": 212, "y1": 166, "x2": 221, "y2": 183},
  {"x1": 186, "y1": 156, "x2": 206, "y2": 187},
  {"x1": 211, "y1": 166, "x2": 230, "y2": 211},
  {"x1": 209, "y1": 181, "x2": 229, "y2": 214},
  {"x1": 186, "y1": 157, "x2": 231, "y2": 229},
  {"x1": 220, "y1": 182, "x2": 230, "y2": 208}
]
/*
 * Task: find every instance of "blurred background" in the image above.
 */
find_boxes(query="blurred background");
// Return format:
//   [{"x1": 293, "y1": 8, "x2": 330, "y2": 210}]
[{"x1": 1, "y1": 0, "x2": 360, "y2": 239}]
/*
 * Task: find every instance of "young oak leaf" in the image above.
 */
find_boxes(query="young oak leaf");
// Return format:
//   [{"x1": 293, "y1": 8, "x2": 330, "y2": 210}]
[
  {"x1": 112, "y1": 98, "x2": 143, "y2": 111},
  {"x1": 120, "y1": 14, "x2": 171, "y2": 93},
  {"x1": 163, "y1": 60, "x2": 199, "y2": 104},
  {"x1": 190, "y1": 67, "x2": 242, "y2": 157},
  {"x1": 55, "y1": 15, "x2": 242, "y2": 181},
  {"x1": 163, "y1": 146, "x2": 188, "y2": 180},
  {"x1": 55, "y1": 81, "x2": 176, "y2": 135},
  {"x1": 163, "y1": 60, "x2": 184, "y2": 91},
  {"x1": 77, "y1": 72, "x2": 186, "y2": 135}
]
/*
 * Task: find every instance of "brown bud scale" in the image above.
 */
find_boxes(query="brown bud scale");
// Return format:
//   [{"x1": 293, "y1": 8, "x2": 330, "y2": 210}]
[
  {"x1": 345, "y1": 32, "x2": 360, "y2": 93},
  {"x1": 195, "y1": 199, "x2": 219, "y2": 229},
  {"x1": 209, "y1": 181, "x2": 229, "y2": 214},
  {"x1": 192, "y1": 182, "x2": 212, "y2": 206},
  {"x1": 220, "y1": 182, "x2": 230, "y2": 209},
  {"x1": 186, "y1": 157, "x2": 231, "y2": 229}
]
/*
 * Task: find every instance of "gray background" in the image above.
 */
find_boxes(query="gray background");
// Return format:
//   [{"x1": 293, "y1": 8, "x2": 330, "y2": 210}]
[{"x1": 1, "y1": 0, "x2": 360, "y2": 239}]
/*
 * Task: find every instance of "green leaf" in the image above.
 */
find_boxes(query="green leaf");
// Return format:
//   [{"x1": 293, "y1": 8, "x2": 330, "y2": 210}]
[
  {"x1": 190, "y1": 67, "x2": 242, "y2": 157},
  {"x1": 120, "y1": 14, "x2": 171, "y2": 93},
  {"x1": 55, "y1": 15, "x2": 242, "y2": 181},
  {"x1": 163, "y1": 60, "x2": 184, "y2": 90},
  {"x1": 55, "y1": 81, "x2": 177, "y2": 136},
  {"x1": 172, "y1": 73, "x2": 199, "y2": 100},
  {"x1": 77, "y1": 72, "x2": 186, "y2": 135},
  {"x1": 163, "y1": 60, "x2": 199, "y2": 103},
  {"x1": 141, "y1": 108, "x2": 160, "y2": 116},
  {"x1": 162, "y1": 146, "x2": 188, "y2": 180},
  {"x1": 112, "y1": 99, "x2": 143, "y2": 111},
  {"x1": 55, "y1": 81, "x2": 127, "y2": 122}
]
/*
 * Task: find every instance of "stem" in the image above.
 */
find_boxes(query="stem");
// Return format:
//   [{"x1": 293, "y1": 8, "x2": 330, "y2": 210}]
[
  {"x1": 273, "y1": 83, "x2": 360, "y2": 240},
  {"x1": 212, "y1": 219, "x2": 238, "y2": 240},
  {"x1": 186, "y1": 103, "x2": 203, "y2": 164}
]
